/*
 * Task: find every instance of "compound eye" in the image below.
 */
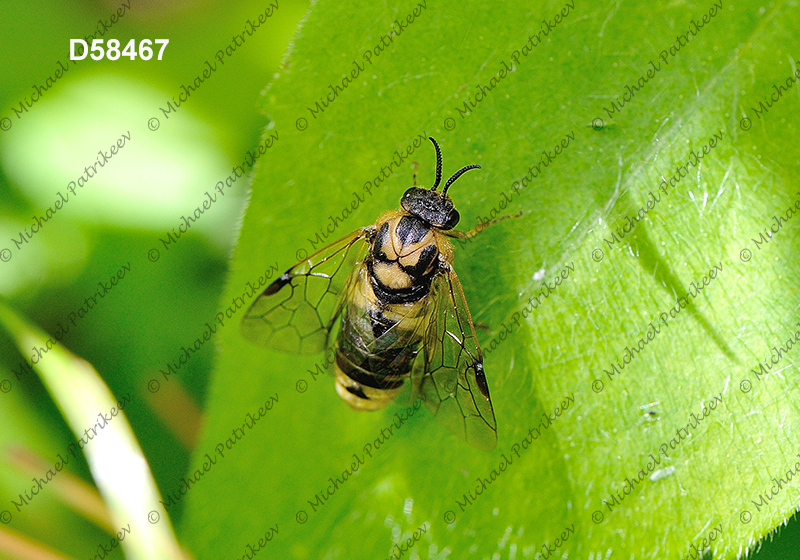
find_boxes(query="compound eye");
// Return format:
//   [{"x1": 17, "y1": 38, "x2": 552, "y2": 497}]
[{"x1": 443, "y1": 209, "x2": 460, "y2": 230}]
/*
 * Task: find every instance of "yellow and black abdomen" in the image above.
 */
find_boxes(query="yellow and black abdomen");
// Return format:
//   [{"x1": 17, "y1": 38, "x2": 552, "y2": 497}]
[{"x1": 334, "y1": 213, "x2": 442, "y2": 410}]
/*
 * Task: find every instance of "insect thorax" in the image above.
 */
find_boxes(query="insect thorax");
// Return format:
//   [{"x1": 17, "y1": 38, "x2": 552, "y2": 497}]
[{"x1": 370, "y1": 213, "x2": 442, "y2": 298}]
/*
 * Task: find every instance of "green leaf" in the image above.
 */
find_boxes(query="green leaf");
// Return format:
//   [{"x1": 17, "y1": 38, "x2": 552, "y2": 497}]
[{"x1": 181, "y1": 0, "x2": 800, "y2": 557}]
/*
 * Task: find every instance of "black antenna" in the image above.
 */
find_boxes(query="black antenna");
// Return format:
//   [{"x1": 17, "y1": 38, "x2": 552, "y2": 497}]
[
  {"x1": 443, "y1": 164, "x2": 480, "y2": 195},
  {"x1": 428, "y1": 137, "x2": 443, "y2": 191}
]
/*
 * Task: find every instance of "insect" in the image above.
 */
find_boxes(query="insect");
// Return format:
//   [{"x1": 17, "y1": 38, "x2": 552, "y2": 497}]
[
  {"x1": 241, "y1": 138, "x2": 514, "y2": 451},
  {"x1": 639, "y1": 401, "x2": 660, "y2": 424}
]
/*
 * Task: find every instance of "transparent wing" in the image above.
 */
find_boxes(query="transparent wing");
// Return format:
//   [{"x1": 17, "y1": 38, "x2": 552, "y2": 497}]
[
  {"x1": 355, "y1": 284, "x2": 433, "y2": 401},
  {"x1": 324, "y1": 263, "x2": 432, "y2": 401},
  {"x1": 419, "y1": 266, "x2": 497, "y2": 451},
  {"x1": 241, "y1": 228, "x2": 370, "y2": 354}
]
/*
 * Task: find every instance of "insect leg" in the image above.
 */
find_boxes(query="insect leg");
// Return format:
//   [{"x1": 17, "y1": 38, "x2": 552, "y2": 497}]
[{"x1": 443, "y1": 211, "x2": 522, "y2": 240}]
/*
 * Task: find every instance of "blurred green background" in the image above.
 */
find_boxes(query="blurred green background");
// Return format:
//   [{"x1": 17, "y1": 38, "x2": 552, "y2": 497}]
[
  {"x1": 1, "y1": 0, "x2": 799, "y2": 559},
  {"x1": 0, "y1": 0, "x2": 308, "y2": 557}
]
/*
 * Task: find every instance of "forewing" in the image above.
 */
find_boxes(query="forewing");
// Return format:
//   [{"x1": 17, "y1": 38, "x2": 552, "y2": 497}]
[
  {"x1": 419, "y1": 267, "x2": 497, "y2": 451},
  {"x1": 241, "y1": 228, "x2": 369, "y2": 354},
  {"x1": 357, "y1": 286, "x2": 432, "y2": 403},
  {"x1": 322, "y1": 265, "x2": 432, "y2": 402}
]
